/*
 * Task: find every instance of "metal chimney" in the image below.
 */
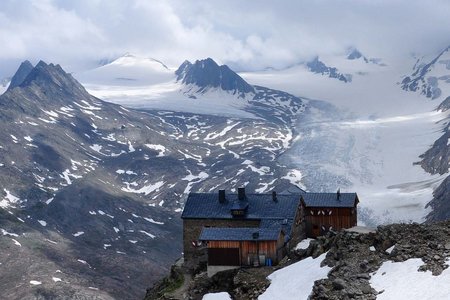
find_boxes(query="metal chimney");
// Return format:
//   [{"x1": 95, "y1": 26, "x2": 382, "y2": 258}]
[
  {"x1": 272, "y1": 191, "x2": 277, "y2": 202},
  {"x1": 218, "y1": 189, "x2": 226, "y2": 203},
  {"x1": 238, "y1": 187, "x2": 246, "y2": 200}
]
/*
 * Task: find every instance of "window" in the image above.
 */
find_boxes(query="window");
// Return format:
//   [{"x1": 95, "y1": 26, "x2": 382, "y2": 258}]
[
  {"x1": 231, "y1": 209, "x2": 245, "y2": 216},
  {"x1": 191, "y1": 240, "x2": 203, "y2": 247}
]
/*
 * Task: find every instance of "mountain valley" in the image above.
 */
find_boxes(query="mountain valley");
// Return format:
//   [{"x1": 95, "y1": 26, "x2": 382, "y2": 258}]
[
  {"x1": 0, "y1": 58, "x2": 305, "y2": 299},
  {"x1": 1, "y1": 44, "x2": 450, "y2": 298}
]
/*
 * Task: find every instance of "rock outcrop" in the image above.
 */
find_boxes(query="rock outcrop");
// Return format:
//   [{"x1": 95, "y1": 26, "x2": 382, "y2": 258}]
[{"x1": 147, "y1": 221, "x2": 450, "y2": 299}]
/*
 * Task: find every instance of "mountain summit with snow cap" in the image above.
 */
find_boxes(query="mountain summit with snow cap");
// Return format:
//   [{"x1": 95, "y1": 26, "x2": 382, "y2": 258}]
[{"x1": 175, "y1": 58, "x2": 255, "y2": 96}]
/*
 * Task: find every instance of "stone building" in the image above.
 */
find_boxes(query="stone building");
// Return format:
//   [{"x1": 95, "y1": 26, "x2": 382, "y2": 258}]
[
  {"x1": 181, "y1": 188, "x2": 359, "y2": 272},
  {"x1": 181, "y1": 188, "x2": 303, "y2": 270}
]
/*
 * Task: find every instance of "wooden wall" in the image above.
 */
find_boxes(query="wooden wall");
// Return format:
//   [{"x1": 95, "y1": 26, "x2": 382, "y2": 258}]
[
  {"x1": 182, "y1": 218, "x2": 260, "y2": 268},
  {"x1": 303, "y1": 206, "x2": 357, "y2": 238},
  {"x1": 207, "y1": 238, "x2": 282, "y2": 266}
]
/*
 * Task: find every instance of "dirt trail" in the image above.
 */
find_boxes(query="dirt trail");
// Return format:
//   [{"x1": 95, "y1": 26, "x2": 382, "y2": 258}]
[{"x1": 165, "y1": 273, "x2": 192, "y2": 300}]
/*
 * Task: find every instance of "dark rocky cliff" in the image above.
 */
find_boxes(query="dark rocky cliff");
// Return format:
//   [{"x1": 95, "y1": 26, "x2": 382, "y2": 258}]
[{"x1": 7, "y1": 60, "x2": 34, "y2": 90}]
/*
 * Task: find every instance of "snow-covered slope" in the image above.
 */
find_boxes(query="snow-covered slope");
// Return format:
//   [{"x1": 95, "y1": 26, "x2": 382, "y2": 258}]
[
  {"x1": 402, "y1": 45, "x2": 450, "y2": 99},
  {"x1": 371, "y1": 258, "x2": 450, "y2": 300},
  {"x1": 259, "y1": 253, "x2": 330, "y2": 300},
  {"x1": 0, "y1": 59, "x2": 308, "y2": 298},
  {"x1": 77, "y1": 57, "x2": 305, "y2": 120},
  {"x1": 78, "y1": 55, "x2": 255, "y2": 118},
  {"x1": 242, "y1": 55, "x2": 447, "y2": 225},
  {"x1": 76, "y1": 51, "x2": 450, "y2": 225},
  {"x1": 77, "y1": 53, "x2": 174, "y2": 86}
]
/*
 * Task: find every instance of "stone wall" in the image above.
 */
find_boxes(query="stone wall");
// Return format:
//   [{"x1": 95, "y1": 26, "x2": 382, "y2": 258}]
[{"x1": 289, "y1": 204, "x2": 306, "y2": 248}]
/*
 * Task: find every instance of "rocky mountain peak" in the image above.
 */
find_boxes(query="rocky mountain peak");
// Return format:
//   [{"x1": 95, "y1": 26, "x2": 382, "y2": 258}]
[
  {"x1": 401, "y1": 45, "x2": 450, "y2": 99},
  {"x1": 306, "y1": 57, "x2": 352, "y2": 82},
  {"x1": 347, "y1": 49, "x2": 363, "y2": 60},
  {"x1": 12, "y1": 60, "x2": 89, "y2": 98},
  {"x1": 347, "y1": 48, "x2": 369, "y2": 63},
  {"x1": 7, "y1": 60, "x2": 34, "y2": 90},
  {"x1": 175, "y1": 58, "x2": 255, "y2": 95}
]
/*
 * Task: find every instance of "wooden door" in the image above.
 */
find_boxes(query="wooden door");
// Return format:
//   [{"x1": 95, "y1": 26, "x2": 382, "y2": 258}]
[
  {"x1": 208, "y1": 248, "x2": 240, "y2": 266},
  {"x1": 312, "y1": 225, "x2": 320, "y2": 237}
]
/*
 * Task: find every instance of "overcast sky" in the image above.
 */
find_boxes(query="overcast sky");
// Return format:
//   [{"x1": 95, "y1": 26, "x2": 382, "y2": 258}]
[{"x1": 1, "y1": 0, "x2": 450, "y2": 76}]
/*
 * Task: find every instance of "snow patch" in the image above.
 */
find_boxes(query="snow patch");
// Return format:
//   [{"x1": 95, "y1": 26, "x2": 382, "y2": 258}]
[
  {"x1": 139, "y1": 230, "x2": 156, "y2": 239},
  {"x1": 11, "y1": 239, "x2": 21, "y2": 247},
  {"x1": 121, "y1": 180, "x2": 164, "y2": 195},
  {"x1": 259, "y1": 252, "x2": 330, "y2": 300},
  {"x1": 143, "y1": 217, "x2": 164, "y2": 225},
  {"x1": 386, "y1": 245, "x2": 395, "y2": 254},
  {"x1": 0, "y1": 189, "x2": 21, "y2": 208},
  {"x1": 282, "y1": 169, "x2": 305, "y2": 189},
  {"x1": 145, "y1": 144, "x2": 166, "y2": 156},
  {"x1": 202, "y1": 292, "x2": 232, "y2": 300},
  {"x1": 295, "y1": 238, "x2": 314, "y2": 250},
  {"x1": 1, "y1": 229, "x2": 19, "y2": 237}
]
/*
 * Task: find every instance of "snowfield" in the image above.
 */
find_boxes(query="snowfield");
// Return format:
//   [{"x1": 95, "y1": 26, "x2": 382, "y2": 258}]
[
  {"x1": 243, "y1": 56, "x2": 449, "y2": 225},
  {"x1": 370, "y1": 258, "x2": 450, "y2": 300},
  {"x1": 83, "y1": 81, "x2": 258, "y2": 119}
]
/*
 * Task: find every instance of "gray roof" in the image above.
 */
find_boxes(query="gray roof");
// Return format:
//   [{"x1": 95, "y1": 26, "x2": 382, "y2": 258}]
[
  {"x1": 181, "y1": 193, "x2": 300, "y2": 220},
  {"x1": 301, "y1": 193, "x2": 358, "y2": 208},
  {"x1": 199, "y1": 227, "x2": 282, "y2": 241},
  {"x1": 260, "y1": 218, "x2": 293, "y2": 236}
]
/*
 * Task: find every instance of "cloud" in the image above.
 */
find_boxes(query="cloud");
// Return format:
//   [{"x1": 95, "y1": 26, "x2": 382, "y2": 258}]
[
  {"x1": 0, "y1": 0, "x2": 105, "y2": 70},
  {"x1": 0, "y1": 0, "x2": 450, "y2": 76}
]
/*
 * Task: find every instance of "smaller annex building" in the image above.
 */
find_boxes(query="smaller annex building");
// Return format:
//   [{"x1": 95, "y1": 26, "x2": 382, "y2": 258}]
[{"x1": 199, "y1": 227, "x2": 285, "y2": 267}]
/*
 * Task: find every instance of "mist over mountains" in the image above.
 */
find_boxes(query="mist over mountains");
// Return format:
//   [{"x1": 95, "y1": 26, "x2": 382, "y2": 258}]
[{"x1": 1, "y1": 35, "x2": 450, "y2": 298}]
